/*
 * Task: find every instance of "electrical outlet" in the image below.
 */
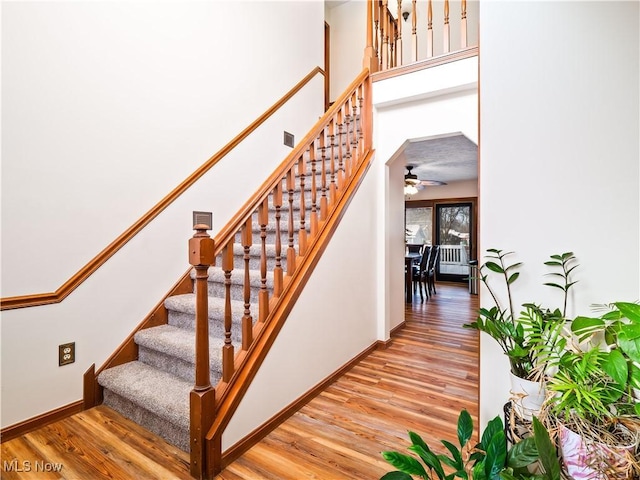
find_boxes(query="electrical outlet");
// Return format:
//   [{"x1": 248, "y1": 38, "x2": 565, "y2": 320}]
[{"x1": 58, "y1": 342, "x2": 75, "y2": 366}]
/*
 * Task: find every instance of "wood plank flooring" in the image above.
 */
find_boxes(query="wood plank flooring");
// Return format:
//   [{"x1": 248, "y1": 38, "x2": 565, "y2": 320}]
[{"x1": 1, "y1": 283, "x2": 479, "y2": 480}]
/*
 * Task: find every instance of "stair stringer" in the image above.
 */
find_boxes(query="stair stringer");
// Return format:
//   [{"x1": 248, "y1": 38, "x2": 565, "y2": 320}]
[{"x1": 205, "y1": 148, "x2": 376, "y2": 475}]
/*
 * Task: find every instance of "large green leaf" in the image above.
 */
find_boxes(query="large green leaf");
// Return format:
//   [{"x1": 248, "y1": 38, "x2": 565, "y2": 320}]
[
  {"x1": 618, "y1": 331, "x2": 640, "y2": 363},
  {"x1": 484, "y1": 430, "x2": 507, "y2": 479},
  {"x1": 615, "y1": 302, "x2": 640, "y2": 323},
  {"x1": 485, "y1": 261, "x2": 504, "y2": 274},
  {"x1": 570, "y1": 316, "x2": 604, "y2": 341},
  {"x1": 457, "y1": 410, "x2": 473, "y2": 448},
  {"x1": 480, "y1": 416, "x2": 503, "y2": 452},
  {"x1": 409, "y1": 431, "x2": 431, "y2": 453},
  {"x1": 630, "y1": 362, "x2": 640, "y2": 389},
  {"x1": 380, "y1": 471, "x2": 414, "y2": 480},
  {"x1": 381, "y1": 451, "x2": 428, "y2": 478},
  {"x1": 472, "y1": 462, "x2": 487, "y2": 480},
  {"x1": 409, "y1": 445, "x2": 446, "y2": 480},
  {"x1": 506, "y1": 436, "x2": 538, "y2": 468},
  {"x1": 532, "y1": 417, "x2": 561, "y2": 480},
  {"x1": 440, "y1": 440, "x2": 464, "y2": 471},
  {"x1": 619, "y1": 324, "x2": 640, "y2": 340},
  {"x1": 601, "y1": 349, "x2": 628, "y2": 386}
]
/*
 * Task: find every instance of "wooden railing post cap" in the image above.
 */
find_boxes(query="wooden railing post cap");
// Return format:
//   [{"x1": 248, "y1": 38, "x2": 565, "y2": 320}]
[{"x1": 189, "y1": 225, "x2": 215, "y2": 267}]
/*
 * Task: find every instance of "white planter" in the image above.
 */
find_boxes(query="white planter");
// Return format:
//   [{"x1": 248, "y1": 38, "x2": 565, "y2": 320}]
[
  {"x1": 509, "y1": 372, "x2": 546, "y2": 421},
  {"x1": 632, "y1": 388, "x2": 640, "y2": 402},
  {"x1": 558, "y1": 422, "x2": 635, "y2": 480}
]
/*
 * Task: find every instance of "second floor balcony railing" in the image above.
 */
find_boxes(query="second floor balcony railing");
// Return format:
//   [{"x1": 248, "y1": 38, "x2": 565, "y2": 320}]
[{"x1": 364, "y1": 0, "x2": 479, "y2": 73}]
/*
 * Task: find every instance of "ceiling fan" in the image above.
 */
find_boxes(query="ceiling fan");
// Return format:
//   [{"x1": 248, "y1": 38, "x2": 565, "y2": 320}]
[{"x1": 404, "y1": 165, "x2": 446, "y2": 195}]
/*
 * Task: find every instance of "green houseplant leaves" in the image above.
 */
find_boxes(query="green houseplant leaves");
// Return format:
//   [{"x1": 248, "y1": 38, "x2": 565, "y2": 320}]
[{"x1": 380, "y1": 410, "x2": 561, "y2": 480}]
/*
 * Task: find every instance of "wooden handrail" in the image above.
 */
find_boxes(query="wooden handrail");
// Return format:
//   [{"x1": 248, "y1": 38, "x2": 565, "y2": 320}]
[
  {"x1": 211, "y1": 69, "x2": 369, "y2": 255},
  {"x1": 1, "y1": 67, "x2": 325, "y2": 311},
  {"x1": 190, "y1": 68, "x2": 372, "y2": 477}
]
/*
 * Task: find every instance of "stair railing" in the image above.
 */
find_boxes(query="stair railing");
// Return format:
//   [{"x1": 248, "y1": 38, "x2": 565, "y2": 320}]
[
  {"x1": 189, "y1": 68, "x2": 373, "y2": 478},
  {"x1": 364, "y1": 0, "x2": 475, "y2": 73}
]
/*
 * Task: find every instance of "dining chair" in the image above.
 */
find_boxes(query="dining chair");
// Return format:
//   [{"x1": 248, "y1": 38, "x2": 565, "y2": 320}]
[
  {"x1": 426, "y1": 245, "x2": 440, "y2": 296},
  {"x1": 413, "y1": 245, "x2": 432, "y2": 302}
]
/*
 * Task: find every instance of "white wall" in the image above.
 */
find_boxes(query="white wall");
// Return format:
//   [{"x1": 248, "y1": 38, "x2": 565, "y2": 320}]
[
  {"x1": 1, "y1": 1, "x2": 325, "y2": 428},
  {"x1": 479, "y1": 1, "x2": 640, "y2": 427},
  {"x1": 326, "y1": 0, "x2": 367, "y2": 102},
  {"x1": 224, "y1": 153, "x2": 379, "y2": 449},
  {"x1": 373, "y1": 56, "x2": 478, "y2": 335}
]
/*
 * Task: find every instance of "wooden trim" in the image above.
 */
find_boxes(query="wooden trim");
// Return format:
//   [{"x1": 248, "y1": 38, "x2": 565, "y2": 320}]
[
  {"x1": 1, "y1": 67, "x2": 326, "y2": 311},
  {"x1": 0, "y1": 400, "x2": 84, "y2": 443},
  {"x1": 378, "y1": 320, "x2": 406, "y2": 349},
  {"x1": 390, "y1": 320, "x2": 406, "y2": 337},
  {"x1": 220, "y1": 340, "x2": 379, "y2": 469},
  {"x1": 371, "y1": 46, "x2": 478, "y2": 82},
  {"x1": 83, "y1": 364, "x2": 97, "y2": 410},
  {"x1": 207, "y1": 148, "x2": 376, "y2": 447}
]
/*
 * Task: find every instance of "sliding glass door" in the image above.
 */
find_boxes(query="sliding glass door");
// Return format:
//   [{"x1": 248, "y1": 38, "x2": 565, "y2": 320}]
[
  {"x1": 435, "y1": 203, "x2": 472, "y2": 282},
  {"x1": 405, "y1": 199, "x2": 476, "y2": 284}
]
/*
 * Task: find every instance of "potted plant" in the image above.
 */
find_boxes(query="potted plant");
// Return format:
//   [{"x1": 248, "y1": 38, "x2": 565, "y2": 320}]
[
  {"x1": 543, "y1": 302, "x2": 640, "y2": 479},
  {"x1": 379, "y1": 409, "x2": 562, "y2": 479},
  {"x1": 570, "y1": 301, "x2": 640, "y2": 408},
  {"x1": 464, "y1": 250, "x2": 577, "y2": 420},
  {"x1": 543, "y1": 345, "x2": 640, "y2": 479}
]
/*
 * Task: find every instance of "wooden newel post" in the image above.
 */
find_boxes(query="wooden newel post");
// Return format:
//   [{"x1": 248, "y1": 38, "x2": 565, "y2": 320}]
[
  {"x1": 189, "y1": 224, "x2": 215, "y2": 479},
  {"x1": 363, "y1": 0, "x2": 378, "y2": 72}
]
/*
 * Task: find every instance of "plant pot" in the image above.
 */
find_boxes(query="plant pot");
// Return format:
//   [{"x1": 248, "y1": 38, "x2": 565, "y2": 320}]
[
  {"x1": 509, "y1": 372, "x2": 545, "y2": 421},
  {"x1": 632, "y1": 388, "x2": 640, "y2": 402},
  {"x1": 558, "y1": 422, "x2": 636, "y2": 480}
]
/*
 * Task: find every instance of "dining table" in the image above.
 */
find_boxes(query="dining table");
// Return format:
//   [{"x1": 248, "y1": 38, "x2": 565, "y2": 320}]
[{"x1": 405, "y1": 252, "x2": 422, "y2": 303}]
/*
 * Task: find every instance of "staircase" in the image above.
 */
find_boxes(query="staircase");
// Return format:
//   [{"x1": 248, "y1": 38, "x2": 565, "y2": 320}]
[
  {"x1": 93, "y1": 70, "x2": 371, "y2": 477},
  {"x1": 97, "y1": 173, "x2": 320, "y2": 451}
]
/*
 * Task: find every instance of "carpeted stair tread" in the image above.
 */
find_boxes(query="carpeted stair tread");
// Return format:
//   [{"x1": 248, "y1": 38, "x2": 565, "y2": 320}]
[
  {"x1": 98, "y1": 361, "x2": 191, "y2": 431},
  {"x1": 135, "y1": 324, "x2": 225, "y2": 366},
  {"x1": 165, "y1": 293, "x2": 245, "y2": 320}
]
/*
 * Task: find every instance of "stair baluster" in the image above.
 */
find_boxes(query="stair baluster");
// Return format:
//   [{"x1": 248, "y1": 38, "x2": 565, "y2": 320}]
[
  {"x1": 310, "y1": 140, "x2": 319, "y2": 237},
  {"x1": 343, "y1": 103, "x2": 352, "y2": 181},
  {"x1": 286, "y1": 169, "x2": 296, "y2": 276},
  {"x1": 297, "y1": 156, "x2": 307, "y2": 257},
  {"x1": 241, "y1": 219, "x2": 253, "y2": 350},
  {"x1": 357, "y1": 84, "x2": 365, "y2": 157},
  {"x1": 461, "y1": 0, "x2": 467, "y2": 48},
  {"x1": 222, "y1": 242, "x2": 235, "y2": 382},
  {"x1": 258, "y1": 198, "x2": 269, "y2": 323},
  {"x1": 413, "y1": 0, "x2": 419, "y2": 61},
  {"x1": 188, "y1": 225, "x2": 215, "y2": 479},
  {"x1": 336, "y1": 110, "x2": 345, "y2": 190},
  {"x1": 350, "y1": 92, "x2": 359, "y2": 169},
  {"x1": 329, "y1": 119, "x2": 337, "y2": 206},
  {"x1": 273, "y1": 183, "x2": 284, "y2": 297},
  {"x1": 319, "y1": 131, "x2": 328, "y2": 221},
  {"x1": 443, "y1": 0, "x2": 450, "y2": 53}
]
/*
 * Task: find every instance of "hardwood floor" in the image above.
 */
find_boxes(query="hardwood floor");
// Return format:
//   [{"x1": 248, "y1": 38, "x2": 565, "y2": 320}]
[{"x1": 1, "y1": 283, "x2": 479, "y2": 480}]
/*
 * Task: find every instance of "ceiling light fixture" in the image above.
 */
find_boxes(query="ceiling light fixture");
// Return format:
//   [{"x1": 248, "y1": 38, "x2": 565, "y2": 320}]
[
  {"x1": 404, "y1": 165, "x2": 420, "y2": 196},
  {"x1": 404, "y1": 165, "x2": 420, "y2": 185},
  {"x1": 404, "y1": 184, "x2": 418, "y2": 195}
]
